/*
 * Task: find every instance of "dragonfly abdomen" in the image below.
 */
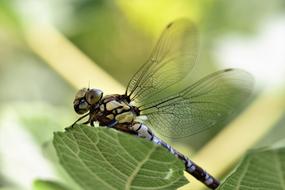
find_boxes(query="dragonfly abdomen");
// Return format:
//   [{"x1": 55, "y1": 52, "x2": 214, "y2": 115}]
[{"x1": 131, "y1": 122, "x2": 220, "y2": 189}]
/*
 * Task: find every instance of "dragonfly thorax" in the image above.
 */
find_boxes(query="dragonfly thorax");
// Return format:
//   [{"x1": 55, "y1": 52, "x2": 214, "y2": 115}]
[{"x1": 94, "y1": 94, "x2": 140, "y2": 128}]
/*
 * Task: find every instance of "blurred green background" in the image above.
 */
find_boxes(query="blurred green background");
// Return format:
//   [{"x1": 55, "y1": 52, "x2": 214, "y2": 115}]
[{"x1": 1, "y1": 0, "x2": 285, "y2": 190}]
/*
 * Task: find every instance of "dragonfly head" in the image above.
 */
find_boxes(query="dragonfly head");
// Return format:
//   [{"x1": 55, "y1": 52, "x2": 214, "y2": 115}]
[{"x1": 73, "y1": 88, "x2": 103, "y2": 114}]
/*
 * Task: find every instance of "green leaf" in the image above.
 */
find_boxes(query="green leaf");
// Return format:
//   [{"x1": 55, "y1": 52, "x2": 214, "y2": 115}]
[
  {"x1": 53, "y1": 125, "x2": 188, "y2": 190},
  {"x1": 33, "y1": 180, "x2": 71, "y2": 190},
  {"x1": 219, "y1": 147, "x2": 285, "y2": 190}
]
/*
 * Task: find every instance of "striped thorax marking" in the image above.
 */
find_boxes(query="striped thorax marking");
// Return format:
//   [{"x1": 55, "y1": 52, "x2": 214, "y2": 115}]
[
  {"x1": 100, "y1": 104, "x2": 105, "y2": 112},
  {"x1": 95, "y1": 95, "x2": 136, "y2": 126},
  {"x1": 106, "y1": 114, "x2": 114, "y2": 120},
  {"x1": 106, "y1": 100, "x2": 124, "y2": 111},
  {"x1": 117, "y1": 108, "x2": 124, "y2": 114},
  {"x1": 115, "y1": 112, "x2": 134, "y2": 123}
]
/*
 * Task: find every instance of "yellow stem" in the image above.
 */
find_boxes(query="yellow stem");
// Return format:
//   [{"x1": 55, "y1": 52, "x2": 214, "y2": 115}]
[{"x1": 24, "y1": 23, "x2": 125, "y2": 94}]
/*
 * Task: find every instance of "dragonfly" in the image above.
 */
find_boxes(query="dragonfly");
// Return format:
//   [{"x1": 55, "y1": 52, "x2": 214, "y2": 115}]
[{"x1": 70, "y1": 18, "x2": 253, "y2": 189}]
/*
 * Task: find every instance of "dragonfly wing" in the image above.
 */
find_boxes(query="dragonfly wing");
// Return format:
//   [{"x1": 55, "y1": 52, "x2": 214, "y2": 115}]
[
  {"x1": 126, "y1": 18, "x2": 198, "y2": 105},
  {"x1": 140, "y1": 69, "x2": 254, "y2": 138}
]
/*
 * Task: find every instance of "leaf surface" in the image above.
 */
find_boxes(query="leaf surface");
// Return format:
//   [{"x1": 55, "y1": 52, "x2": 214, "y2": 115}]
[
  {"x1": 219, "y1": 147, "x2": 285, "y2": 190},
  {"x1": 53, "y1": 125, "x2": 188, "y2": 190}
]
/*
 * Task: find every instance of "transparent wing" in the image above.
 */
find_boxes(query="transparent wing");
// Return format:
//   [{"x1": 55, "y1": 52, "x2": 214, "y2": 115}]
[
  {"x1": 139, "y1": 69, "x2": 254, "y2": 138},
  {"x1": 126, "y1": 18, "x2": 198, "y2": 105}
]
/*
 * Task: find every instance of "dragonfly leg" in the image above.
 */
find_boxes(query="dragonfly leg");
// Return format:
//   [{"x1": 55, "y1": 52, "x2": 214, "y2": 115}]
[
  {"x1": 130, "y1": 122, "x2": 220, "y2": 189},
  {"x1": 68, "y1": 112, "x2": 90, "y2": 128}
]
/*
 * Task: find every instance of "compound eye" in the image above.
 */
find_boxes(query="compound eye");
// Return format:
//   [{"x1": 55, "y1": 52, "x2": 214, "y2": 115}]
[
  {"x1": 86, "y1": 89, "x2": 103, "y2": 105},
  {"x1": 79, "y1": 100, "x2": 89, "y2": 111},
  {"x1": 74, "y1": 99, "x2": 89, "y2": 114},
  {"x1": 75, "y1": 88, "x2": 88, "y2": 99}
]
